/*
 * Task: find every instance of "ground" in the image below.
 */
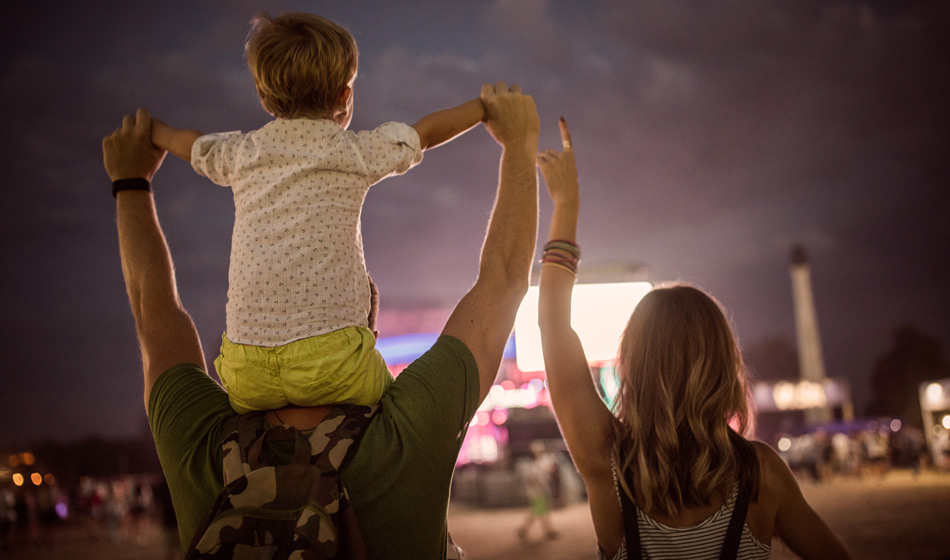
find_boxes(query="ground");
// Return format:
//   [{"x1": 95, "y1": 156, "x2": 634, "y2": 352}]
[{"x1": 3, "y1": 469, "x2": 948, "y2": 559}]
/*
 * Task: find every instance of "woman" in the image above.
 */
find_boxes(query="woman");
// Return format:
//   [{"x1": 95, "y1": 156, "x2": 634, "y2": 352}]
[{"x1": 536, "y1": 119, "x2": 850, "y2": 560}]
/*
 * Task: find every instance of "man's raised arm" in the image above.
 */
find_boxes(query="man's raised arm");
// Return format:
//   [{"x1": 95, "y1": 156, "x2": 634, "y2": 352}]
[
  {"x1": 103, "y1": 108, "x2": 206, "y2": 406},
  {"x1": 442, "y1": 83, "x2": 539, "y2": 402}
]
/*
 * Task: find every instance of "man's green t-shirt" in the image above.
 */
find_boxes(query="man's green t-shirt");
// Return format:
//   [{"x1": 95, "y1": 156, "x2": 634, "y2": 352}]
[{"x1": 148, "y1": 335, "x2": 479, "y2": 560}]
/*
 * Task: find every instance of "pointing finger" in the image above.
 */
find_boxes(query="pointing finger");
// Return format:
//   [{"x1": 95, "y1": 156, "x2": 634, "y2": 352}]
[{"x1": 559, "y1": 117, "x2": 572, "y2": 151}]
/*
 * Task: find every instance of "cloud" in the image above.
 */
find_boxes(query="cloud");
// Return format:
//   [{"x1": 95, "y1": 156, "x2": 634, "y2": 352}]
[
  {"x1": 3, "y1": 0, "x2": 949, "y2": 441},
  {"x1": 356, "y1": 46, "x2": 486, "y2": 127}
]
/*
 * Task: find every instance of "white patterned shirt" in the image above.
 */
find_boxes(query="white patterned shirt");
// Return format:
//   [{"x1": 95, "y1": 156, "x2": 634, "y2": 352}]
[{"x1": 191, "y1": 119, "x2": 422, "y2": 346}]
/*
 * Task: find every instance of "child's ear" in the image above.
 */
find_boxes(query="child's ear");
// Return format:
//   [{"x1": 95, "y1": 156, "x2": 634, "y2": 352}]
[{"x1": 337, "y1": 86, "x2": 352, "y2": 109}]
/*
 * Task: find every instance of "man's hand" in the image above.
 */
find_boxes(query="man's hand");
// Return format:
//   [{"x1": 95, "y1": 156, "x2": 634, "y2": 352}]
[
  {"x1": 480, "y1": 82, "x2": 539, "y2": 151},
  {"x1": 103, "y1": 108, "x2": 167, "y2": 182}
]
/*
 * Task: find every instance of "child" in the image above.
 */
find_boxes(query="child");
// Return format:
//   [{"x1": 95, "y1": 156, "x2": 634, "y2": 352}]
[{"x1": 149, "y1": 12, "x2": 486, "y2": 413}]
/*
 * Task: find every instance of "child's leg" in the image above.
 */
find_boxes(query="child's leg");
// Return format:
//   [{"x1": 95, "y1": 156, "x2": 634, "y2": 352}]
[
  {"x1": 215, "y1": 332, "x2": 291, "y2": 413},
  {"x1": 276, "y1": 326, "x2": 393, "y2": 407}
]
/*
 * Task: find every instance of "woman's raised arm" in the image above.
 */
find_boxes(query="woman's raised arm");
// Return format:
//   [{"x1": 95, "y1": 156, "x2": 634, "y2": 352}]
[{"x1": 537, "y1": 119, "x2": 622, "y2": 552}]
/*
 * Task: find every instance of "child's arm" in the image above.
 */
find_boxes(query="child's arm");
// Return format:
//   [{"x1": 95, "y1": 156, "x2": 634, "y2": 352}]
[
  {"x1": 411, "y1": 98, "x2": 486, "y2": 151},
  {"x1": 150, "y1": 118, "x2": 203, "y2": 163}
]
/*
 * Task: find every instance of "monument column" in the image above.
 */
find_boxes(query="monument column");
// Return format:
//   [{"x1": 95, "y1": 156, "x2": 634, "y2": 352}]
[{"x1": 790, "y1": 245, "x2": 833, "y2": 423}]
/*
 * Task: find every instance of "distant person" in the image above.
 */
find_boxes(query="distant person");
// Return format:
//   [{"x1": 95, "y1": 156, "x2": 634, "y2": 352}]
[
  {"x1": 148, "y1": 12, "x2": 486, "y2": 415},
  {"x1": 0, "y1": 487, "x2": 12, "y2": 552},
  {"x1": 862, "y1": 428, "x2": 889, "y2": 477},
  {"x1": 536, "y1": 119, "x2": 852, "y2": 559},
  {"x1": 516, "y1": 440, "x2": 559, "y2": 541},
  {"x1": 830, "y1": 431, "x2": 855, "y2": 476},
  {"x1": 103, "y1": 80, "x2": 538, "y2": 558}
]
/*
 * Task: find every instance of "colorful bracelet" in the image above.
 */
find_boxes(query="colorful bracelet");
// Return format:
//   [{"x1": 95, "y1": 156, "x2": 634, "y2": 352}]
[
  {"x1": 544, "y1": 239, "x2": 581, "y2": 259},
  {"x1": 547, "y1": 239, "x2": 580, "y2": 249},
  {"x1": 539, "y1": 255, "x2": 578, "y2": 268},
  {"x1": 541, "y1": 238, "x2": 581, "y2": 278},
  {"x1": 541, "y1": 249, "x2": 578, "y2": 262},
  {"x1": 541, "y1": 260, "x2": 578, "y2": 276},
  {"x1": 540, "y1": 254, "x2": 579, "y2": 273},
  {"x1": 112, "y1": 178, "x2": 151, "y2": 198}
]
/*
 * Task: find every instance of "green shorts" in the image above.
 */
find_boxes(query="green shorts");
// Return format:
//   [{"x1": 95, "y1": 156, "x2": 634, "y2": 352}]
[
  {"x1": 214, "y1": 326, "x2": 393, "y2": 413},
  {"x1": 530, "y1": 494, "x2": 552, "y2": 516}
]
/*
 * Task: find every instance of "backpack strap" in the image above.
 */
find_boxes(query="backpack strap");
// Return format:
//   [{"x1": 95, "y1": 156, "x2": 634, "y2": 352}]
[
  {"x1": 618, "y1": 469, "x2": 643, "y2": 560},
  {"x1": 307, "y1": 404, "x2": 378, "y2": 469},
  {"x1": 305, "y1": 404, "x2": 378, "y2": 560},
  {"x1": 719, "y1": 481, "x2": 751, "y2": 560}
]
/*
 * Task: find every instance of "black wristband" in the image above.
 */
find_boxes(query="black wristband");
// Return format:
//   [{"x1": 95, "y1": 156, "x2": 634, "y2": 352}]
[{"x1": 112, "y1": 178, "x2": 151, "y2": 198}]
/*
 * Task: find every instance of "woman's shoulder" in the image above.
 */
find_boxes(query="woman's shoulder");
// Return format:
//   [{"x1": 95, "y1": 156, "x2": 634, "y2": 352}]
[
  {"x1": 750, "y1": 440, "x2": 800, "y2": 505},
  {"x1": 751, "y1": 440, "x2": 779, "y2": 462},
  {"x1": 744, "y1": 441, "x2": 788, "y2": 543},
  {"x1": 751, "y1": 441, "x2": 793, "y2": 479}
]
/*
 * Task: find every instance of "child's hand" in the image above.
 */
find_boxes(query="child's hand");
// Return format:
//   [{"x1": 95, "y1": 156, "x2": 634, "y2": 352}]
[
  {"x1": 150, "y1": 118, "x2": 173, "y2": 149},
  {"x1": 146, "y1": 117, "x2": 203, "y2": 163},
  {"x1": 537, "y1": 118, "x2": 578, "y2": 204}
]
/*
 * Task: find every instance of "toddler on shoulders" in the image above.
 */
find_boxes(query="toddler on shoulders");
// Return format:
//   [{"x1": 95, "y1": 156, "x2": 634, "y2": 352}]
[{"x1": 150, "y1": 12, "x2": 486, "y2": 413}]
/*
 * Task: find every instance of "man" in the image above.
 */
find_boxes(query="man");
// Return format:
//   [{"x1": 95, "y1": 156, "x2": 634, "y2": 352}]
[{"x1": 103, "y1": 82, "x2": 539, "y2": 559}]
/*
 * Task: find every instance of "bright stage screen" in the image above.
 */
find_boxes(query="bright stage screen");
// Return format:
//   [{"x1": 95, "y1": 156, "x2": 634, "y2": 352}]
[{"x1": 513, "y1": 281, "x2": 653, "y2": 372}]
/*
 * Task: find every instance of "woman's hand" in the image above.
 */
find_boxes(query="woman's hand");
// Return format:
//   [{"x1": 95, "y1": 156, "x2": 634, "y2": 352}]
[{"x1": 537, "y1": 118, "x2": 579, "y2": 205}]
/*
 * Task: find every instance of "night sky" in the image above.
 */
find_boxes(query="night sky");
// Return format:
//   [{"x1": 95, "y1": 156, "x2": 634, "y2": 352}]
[{"x1": 2, "y1": 0, "x2": 948, "y2": 444}]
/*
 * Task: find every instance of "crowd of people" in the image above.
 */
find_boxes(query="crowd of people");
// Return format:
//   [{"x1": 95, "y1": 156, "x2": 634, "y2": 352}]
[
  {"x1": 776, "y1": 423, "x2": 927, "y2": 482},
  {"x1": 0, "y1": 474, "x2": 179, "y2": 557}
]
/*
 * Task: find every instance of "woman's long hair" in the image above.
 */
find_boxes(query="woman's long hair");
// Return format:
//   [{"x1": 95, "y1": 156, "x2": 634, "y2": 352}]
[{"x1": 612, "y1": 284, "x2": 758, "y2": 516}]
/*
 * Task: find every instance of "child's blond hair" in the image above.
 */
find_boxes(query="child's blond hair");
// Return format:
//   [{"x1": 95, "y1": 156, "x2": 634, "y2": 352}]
[{"x1": 246, "y1": 12, "x2": 358, "y2": 119}]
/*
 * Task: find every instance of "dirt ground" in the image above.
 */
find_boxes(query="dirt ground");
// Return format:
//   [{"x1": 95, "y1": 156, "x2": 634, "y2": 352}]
[{"x1": 3, "y1": 469, "x2": 948, "y2": 559}]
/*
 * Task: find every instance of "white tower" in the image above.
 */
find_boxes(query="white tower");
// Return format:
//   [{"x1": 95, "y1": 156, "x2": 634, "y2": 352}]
[{"x1": 789, "y1": 245, "x2": 832, "y2": 423}]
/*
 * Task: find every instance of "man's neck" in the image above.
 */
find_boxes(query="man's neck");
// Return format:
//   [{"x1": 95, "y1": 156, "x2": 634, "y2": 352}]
[{"x1": 267, "y1": 405, "x2": 334, "y2": 432}]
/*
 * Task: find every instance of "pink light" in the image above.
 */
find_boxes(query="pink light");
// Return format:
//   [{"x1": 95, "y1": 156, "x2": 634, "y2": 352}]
[{"x1": 491, "y1": 409, "x2": 508, "y2": 425}]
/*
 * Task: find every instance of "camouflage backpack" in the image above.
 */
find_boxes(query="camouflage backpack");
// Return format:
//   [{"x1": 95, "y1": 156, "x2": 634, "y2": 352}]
[{"x1": 184, "y1": 404, "x2": 378, "y2": 560}]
